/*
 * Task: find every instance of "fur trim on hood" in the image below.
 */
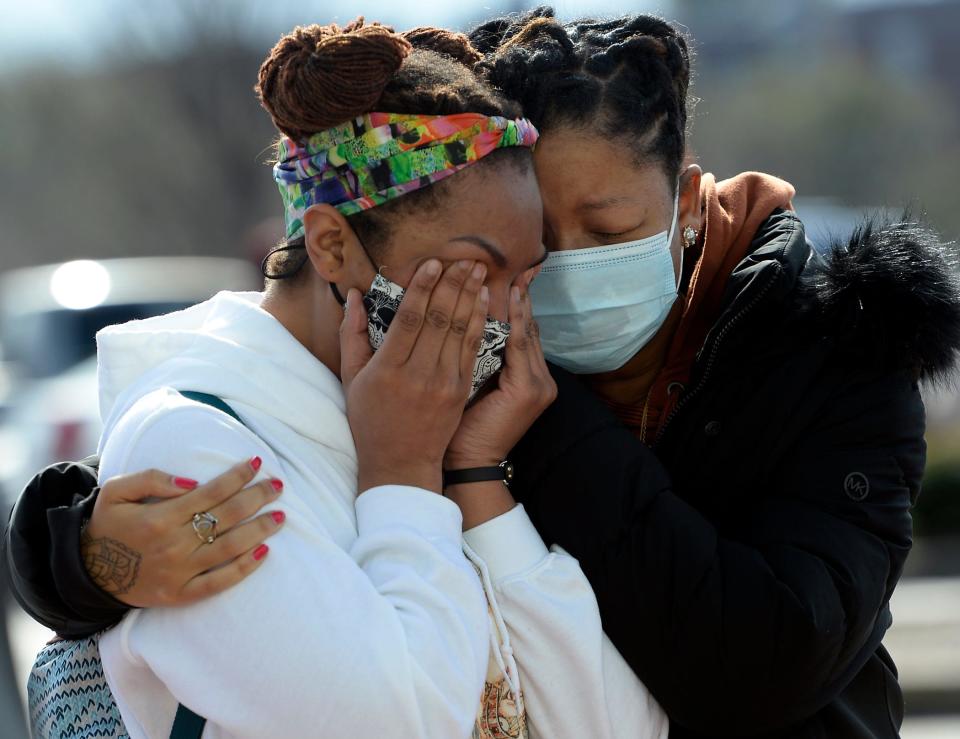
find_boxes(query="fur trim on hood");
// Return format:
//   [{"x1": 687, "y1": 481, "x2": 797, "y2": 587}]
[{"x1": 801, "y1": 215, "x2": 960, "y2": 384}]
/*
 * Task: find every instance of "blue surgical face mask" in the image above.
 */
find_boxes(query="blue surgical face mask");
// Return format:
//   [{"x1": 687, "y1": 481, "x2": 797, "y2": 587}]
[{"x1": 530, "y1": 187, "x2": 682, "y2": 374}]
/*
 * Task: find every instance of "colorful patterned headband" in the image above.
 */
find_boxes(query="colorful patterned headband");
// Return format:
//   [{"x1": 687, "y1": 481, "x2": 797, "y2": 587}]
[{"x1": 272, "y1": 112, "x2": 539, "y2": 239}]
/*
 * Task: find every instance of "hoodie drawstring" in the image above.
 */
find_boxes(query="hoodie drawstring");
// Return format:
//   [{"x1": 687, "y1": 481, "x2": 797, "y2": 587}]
[{"x1": 462, "y1": 541, "x2": 524, "y2": 711}]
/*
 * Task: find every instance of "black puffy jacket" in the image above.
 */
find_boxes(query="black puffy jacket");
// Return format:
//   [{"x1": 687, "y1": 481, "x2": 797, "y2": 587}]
[
  {"x1": 510, "y1": 210, "x2": 960, "y2": 737},
  {"x1": 5, "y1": 211, "x2": 960, "y2": 737}
]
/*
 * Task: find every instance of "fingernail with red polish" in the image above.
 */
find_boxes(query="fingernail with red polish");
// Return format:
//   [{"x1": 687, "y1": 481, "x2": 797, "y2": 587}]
[
  {"x1": 253, "y1": 544, "x2": 269, "y2": 561},
  {"x1": 173, "y1": 477, "x2": 198, "y2": 490},
  {"x1": 271, "y1": 511, "x2": 285, "y2": 525},
  {"x1": 250, "y1": 456, "x2": 263, "y2": 472},
  {"x1": 270, "y1": 479, "x2": 284, "y2": 492}
]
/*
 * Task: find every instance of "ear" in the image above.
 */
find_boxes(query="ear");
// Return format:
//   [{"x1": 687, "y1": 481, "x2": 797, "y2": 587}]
[
  {"x1": 302, "y1": 204, "x2": 366, "y2": 286},
  {"x1": 677, "y1": 164, "x2": 703, "y2": 243}
]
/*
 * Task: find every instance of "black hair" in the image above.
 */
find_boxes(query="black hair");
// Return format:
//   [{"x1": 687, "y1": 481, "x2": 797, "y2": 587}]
[{"x1": 471, "y1": 7, "x2": 693, "y2": 189}]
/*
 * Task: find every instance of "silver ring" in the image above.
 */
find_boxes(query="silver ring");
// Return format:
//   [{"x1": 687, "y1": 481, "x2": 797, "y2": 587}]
[{"x1": 191, "y1": 511, "x2": 219, "y2": 545}]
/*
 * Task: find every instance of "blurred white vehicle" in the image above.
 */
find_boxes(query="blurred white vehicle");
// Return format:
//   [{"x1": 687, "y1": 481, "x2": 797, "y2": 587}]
[{"x1": 0, "y1": 257, "x2": 262, "y2": 507}]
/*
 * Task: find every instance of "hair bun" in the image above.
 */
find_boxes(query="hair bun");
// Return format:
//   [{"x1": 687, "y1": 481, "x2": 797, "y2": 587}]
[
  {"x1": 470, "y1": 6, "x2": 556, "y2": 55},
  {"x1": 402, "y1": 27, "x2": 482, "y2": 67},
  {"x1": 257, "y1": 18, "x2": 412, "y2": 139}
]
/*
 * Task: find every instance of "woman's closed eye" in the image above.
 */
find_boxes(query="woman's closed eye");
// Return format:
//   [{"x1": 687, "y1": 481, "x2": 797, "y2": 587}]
[{"x1": 592, "y1": 224, "x2": 644, "y2": 241}]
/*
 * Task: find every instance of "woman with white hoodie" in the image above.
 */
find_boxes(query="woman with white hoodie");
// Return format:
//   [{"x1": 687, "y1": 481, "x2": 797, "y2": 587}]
[{"x1": 81, "y1": 21, "x2": 666, "y2": 739}]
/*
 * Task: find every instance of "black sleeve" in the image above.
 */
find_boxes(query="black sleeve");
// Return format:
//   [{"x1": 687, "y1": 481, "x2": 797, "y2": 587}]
[
  {"x1": 510, "y1": 364, "x2": 920, "y2": 735},
  {"x1": 2, "y1": 458, "x2": 131, "y2": 638}
]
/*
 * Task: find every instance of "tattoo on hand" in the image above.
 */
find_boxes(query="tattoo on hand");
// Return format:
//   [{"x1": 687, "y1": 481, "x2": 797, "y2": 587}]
[{"x1": 81, "y1": 529, "x2": 142, "y2": 595}]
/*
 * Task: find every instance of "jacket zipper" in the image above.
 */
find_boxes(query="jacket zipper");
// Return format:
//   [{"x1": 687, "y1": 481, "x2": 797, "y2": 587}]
[{"x1": 653, "y1": 268, "x2": 781, "y2": 449}]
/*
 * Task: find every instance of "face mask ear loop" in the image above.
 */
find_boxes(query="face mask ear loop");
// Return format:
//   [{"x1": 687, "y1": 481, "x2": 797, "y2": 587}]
[
  {"x1": 330, "y1": 238, "x2": 386, "y2": 309},
  {"x1": 329, "y1": 282, "x2": 347, "y2": 307},
  {"x1": 669, "y1": 179, "x2": 683, "y2": 292},
  {"x1": 675, "y1": 241, "x2": 685, "y2": 294}
]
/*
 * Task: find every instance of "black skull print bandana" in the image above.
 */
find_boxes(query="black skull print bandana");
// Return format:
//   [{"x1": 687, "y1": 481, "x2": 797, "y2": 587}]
[{"x1": 362, "y1": 274, "x2": 510, "y2": 400}]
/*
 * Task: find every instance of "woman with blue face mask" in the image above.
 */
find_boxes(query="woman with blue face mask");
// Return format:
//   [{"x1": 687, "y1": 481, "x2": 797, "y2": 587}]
[
  {"x1": 471, "y1": 9, "x2": 960, "y2": 739},
  {"x1": 7, "y1": 9, "x2": 960, "y2": 739}
]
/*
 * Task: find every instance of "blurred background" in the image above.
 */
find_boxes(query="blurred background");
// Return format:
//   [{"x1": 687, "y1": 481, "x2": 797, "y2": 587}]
[{"x1": 0, "y1": 0, "x2": 958, "y2": 736}]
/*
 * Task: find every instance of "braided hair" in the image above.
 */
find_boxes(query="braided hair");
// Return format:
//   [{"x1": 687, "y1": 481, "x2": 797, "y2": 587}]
[
  {"x1": 472, "y1": 7, "x2": 692, "y2": 189},
  {"x1": 256, "y1": 18, "x2": 525, "y2": 279}
]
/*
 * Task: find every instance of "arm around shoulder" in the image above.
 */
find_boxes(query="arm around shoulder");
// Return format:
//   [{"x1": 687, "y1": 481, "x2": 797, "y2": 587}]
[{"x1": 3, "y1": 460, "x2": 128, "y2": 637}]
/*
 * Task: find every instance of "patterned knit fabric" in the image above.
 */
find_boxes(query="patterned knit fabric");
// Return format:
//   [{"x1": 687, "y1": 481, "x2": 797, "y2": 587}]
[
  {"x1": 272, "y1": 112, "x2": 539, "y2": 239},
  {"x1": 28, "y1": 636, "x2": 128, "y2": 738}
]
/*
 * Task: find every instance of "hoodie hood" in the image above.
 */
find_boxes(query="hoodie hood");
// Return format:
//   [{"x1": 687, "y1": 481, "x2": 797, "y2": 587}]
[{"x1": 96, "y1": 291, "x2": 355, "y2": 464}]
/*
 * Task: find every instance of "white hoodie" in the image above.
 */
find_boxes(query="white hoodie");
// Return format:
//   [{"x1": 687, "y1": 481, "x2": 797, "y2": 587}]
[{"x1": 96, "y1": 290, "x2": 667, "y2": 739}]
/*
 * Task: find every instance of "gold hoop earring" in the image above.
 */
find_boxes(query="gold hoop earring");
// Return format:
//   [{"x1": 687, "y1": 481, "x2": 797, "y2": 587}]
[{"x1": 682, "y1": 225, "x2": 698, "y2": 248}]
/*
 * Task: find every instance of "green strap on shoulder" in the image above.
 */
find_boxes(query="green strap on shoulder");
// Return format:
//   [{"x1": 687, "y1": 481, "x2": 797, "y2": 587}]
[
  {"x1": 170, "y1": 702, "x2": 206, "y2": 739},
  {"x1": 179, "y1": 390, "x2": 244, "y2": 425},
  {"x1": 166, "y1": 390, "x2": 245, "y2": 739}
]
